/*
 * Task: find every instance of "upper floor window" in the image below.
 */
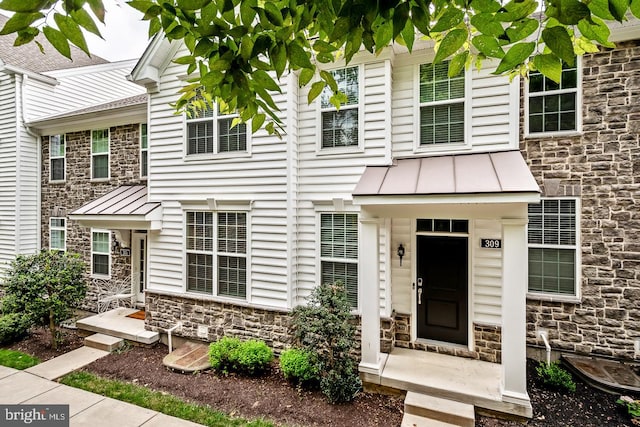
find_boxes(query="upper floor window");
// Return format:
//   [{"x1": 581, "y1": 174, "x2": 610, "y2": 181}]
[
  {"x1": 50, "y1": 217, "x2": 66, "y2": 251},
  {"x1": 419, "y1": 61, "x2": 465, "y2": 145},
  {"x1": 320, "y1": 213, "x2": 358, "y2": 308},
  {"x1": 50, "y1": 134, "x2": 65, "y2": 181},
  {"x1": 186, "y1": 211, "x2": 247, "y2": 298},
  {"x1": 528, "y1": 198, "x2": 578, "y2": 297},
  {"x1": 140, "y1": 123, "x2": 148, "y2": 179},
  {"x1": 527, "y1": 61, "x2": 579, "y2": 134},
  {"x1": 186, "y1": 105, "x2": 246, "y2": 155},
  {"x1": 320, "y1": 66, "x2": 359, "y2": 149},
  {"x1": 92, "y1": 229, "x2": 110, "y2": 277},
  {"x1": 91, "y1": 129, "x2": 109, "y2": 179}
]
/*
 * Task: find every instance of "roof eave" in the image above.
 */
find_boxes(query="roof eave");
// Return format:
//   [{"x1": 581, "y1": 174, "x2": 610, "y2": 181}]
[{"x1": 69, "y1": 207, "x2": 163, "y2": 231}]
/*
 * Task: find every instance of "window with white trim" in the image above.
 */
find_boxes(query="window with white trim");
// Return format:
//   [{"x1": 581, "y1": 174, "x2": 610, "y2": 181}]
[
  {"x1": 186, "y1": 105, "x2": 246, "y2": 155},
  {"x1": 140, "y1": 123, "x2": 148, "y2": 178},
  {"x1": 320, "y1": 213, "x2": 358, "y2": 308},
  {"x1": 320, "y1": 66, "x2": 359, "y2": 149},
  {"x1": 419, "y1": 61, "x2": 465, "y2": 145},
  {"x1": 528, "y1": 199, "x2": 578, "y2": 296},
  {"x1": 528, "y1": 61, "x2": 578, "y2": 133},
  {"x1": 50, "y1": 217, "x2": 66, "y2": 251},
  {"x1": 91, "y1": 129, "x2": 109, "y2": 179},
  {"x1": 50, "y1": 134, "x2": 65, "y2": 181},
  {"x1": 91, "y1": 230, "x2": 110, "y2": 277},
  {"x1": 186, "y1": 211, "x2": 247, "y2": 298}
]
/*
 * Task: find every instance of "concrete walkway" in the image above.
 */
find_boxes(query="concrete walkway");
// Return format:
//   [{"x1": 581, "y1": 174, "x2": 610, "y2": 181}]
[{"x1": 1, "y1": 351, "x2": 204, "y2": 426}]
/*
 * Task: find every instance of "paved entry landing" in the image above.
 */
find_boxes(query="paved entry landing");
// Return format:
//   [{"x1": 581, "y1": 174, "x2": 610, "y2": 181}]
[
  {"x1": 163, "y1": 341, "x2": 211, "y2": 373},
  {"x1": 76, "y1": 308, "x2": 159, "y2": 345}
]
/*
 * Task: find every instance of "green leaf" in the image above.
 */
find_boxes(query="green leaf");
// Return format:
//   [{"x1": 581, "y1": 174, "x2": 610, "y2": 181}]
[
  {"x1": 319, "y1": 70, "x2": 337, "y2": 92},
  {"x1": 472, "y1": 35, "x2": 505, "y2": 58},
  {"x1": 54, "y1": 13, "x2": 89, "y2": 55},
  {"x1": 631, "y1": 0, "x2": 640, "y2": 17},
  {"x1": 127, "y1": 1, "x2": 155, "y2": 14},
  {"x1": 240, "y1": 35, "x2": 254, "y2": 61},
  {"x1": 263, "y1": 2, "x2": 284, "y2": 26},
  {"x1": 375, "y1": 20, "x2": 393, "y2": 51},
  {"x1": 288, "y1": 41, "x2": 313, "y2": 69},
  {"x1": 532, "y1": 54, "x2": 562, "y2": 83},
  {"x1": 411, "y1": 5, "x2": 430, "y2": 35},
  {"x1": 201, "y1": 70, "x2": 224, "y2": 87},
  {"x1": 505, "y1": 18, "x2": 538, "y2": 43},
  {"x1": 240, "y1": 0, "x2": 257, "y2": 25},
  {"x1": 588, "y1": 0, "x2": 616, "y2": 19},
  {"x1": 43, "y1": 26, "x2": 71, "y2": 59},
  {"x1": 194, "y1": 38, "x2": 213, "y2": 57},
  {"x1": 0, "y1": 0, "x2": 49, "y2": 13},
  {"x1": 167, "y1": 25, "x2": 188, "y2": 39},
  {"x1": 392, "y1": 3, "x2": 410, "y2": 41},
  {"x1": 330, "y1": 16, "x2": 351, "y2": 42},
  {"x1": 148, "y1": 16, "x2": 161, "y2": 37},
  {"x1": 470, "y1": 13, "x2": 505, "y2": 38},
  {"x1": 251, "y1": 113, "x2": 266, "y2": 133},
  {"x1": 298, "y1": 68, "x2": 314, "y2": 86},
  {"x1": 431, "y1": 8, "x2": 465, "y2": 32},
  {"x1": 13, "y1": 27, "x2": 39, "y2": 46},
  {"x1": 546, "y1": 0, "x2": 591, "y2": 24},
  {"x1": 0, "y1": 12, "x2": 43, "y2": 35},
  {"x1": 308, "y1": 81, "x2": 325, "y2": 103},
  {"x1": 174, "y1": 55, "x2": 195, "y2": 65},
  {"x1": 608, "y1": 0, "x2": 630, "y2": 21},
  {"x1": 496, "y1": 0, "x2": 538, "y2": 22},
  {"x1": 313, "y1": 40, "x2": 337, "y2": 53},
  {"x1": 210, "y1": 58, "x2": 231, "y2": 71},
  {"x1": 70, "y1": 8, "x2": 101, "y2": 37},
  {"x1": 493, "y1": 41, "x2": 535, "y2": 74},
  {"x1": 542, "y1": 26, "x2": 575, "y2": 66},
  {"x1": 177, "y1": 0, "x2": 210, "y2": 10},
  {"x1": 401, "y1": 15, "x2": 415, "y2": 51},
  {"x1": 253, "y1": 70, "x2": 281, "y2": 92},
  {"x1": 433, "y1": 28, "x2": 467, "y2": 64},
  {"x1": 471, "y1": 0, "x2": 502, "y2": 13},
  {"x1": 577, "y1": 16, "x2": 614, "y2": 47},
  {"x1": 449, "y1": 51, "x2": 468, "y2": 77},
  {"x1": 344, "y1": 27, "x2": 363, "y2": 63},
  {"x1": 271, "y1": 43, "x2": 286, "y2": 78},
  {"x1": 87, "y1": 0, "x2": 105, "y2": 23}
]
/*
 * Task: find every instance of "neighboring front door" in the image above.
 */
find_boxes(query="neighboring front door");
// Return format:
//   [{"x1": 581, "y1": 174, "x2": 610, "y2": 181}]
[
  {"x1": 416, "y1": 235, "x2": 468, "y2": 345},
  {"x1": 131, "y1": 232, "x2": 147, "y2": 304}
]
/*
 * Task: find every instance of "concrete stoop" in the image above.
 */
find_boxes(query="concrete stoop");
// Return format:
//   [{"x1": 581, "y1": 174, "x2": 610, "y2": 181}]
[
  {"x1": 85, "y1": 333, "x2": 125, "y2": 352},
  {"x1": 402, "y1": 392, "x2": 475, "y2": 427}
]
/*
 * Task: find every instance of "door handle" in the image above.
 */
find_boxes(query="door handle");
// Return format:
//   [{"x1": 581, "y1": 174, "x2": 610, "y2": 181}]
[{"x1": 418, "y1": 288, "x2": 422, "y2": 305}]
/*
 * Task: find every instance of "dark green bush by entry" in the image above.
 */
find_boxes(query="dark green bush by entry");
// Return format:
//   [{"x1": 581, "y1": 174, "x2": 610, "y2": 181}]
[
  {"x1": 536, "y1": 361, "x2": 576, "y2": 392},
  {"x1": 279, "y1": 348, "x2": 319, "y2": 385},
  {"x1": 0, "y1": 313, "x2": 31, "y2": 345},
  {"x1": 208, "y1": 337, "x2": 273, "y2": 376}
]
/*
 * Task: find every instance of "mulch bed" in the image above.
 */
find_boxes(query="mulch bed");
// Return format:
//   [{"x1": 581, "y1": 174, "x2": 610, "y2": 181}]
[{"x1": 3, "y1": 328, "x2": 637, "y2": 426}]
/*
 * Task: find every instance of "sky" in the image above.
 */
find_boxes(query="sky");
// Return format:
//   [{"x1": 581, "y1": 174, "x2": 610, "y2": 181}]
[{"x1": 84, "y1": 0, "x2": 150, "y2": 62}]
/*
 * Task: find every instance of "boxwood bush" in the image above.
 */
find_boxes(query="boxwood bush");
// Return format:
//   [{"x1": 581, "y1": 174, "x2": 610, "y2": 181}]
[
  {"x1": 279, "y1": 348, "x2": 319, "y2": 386},
  {"x1": 208, "y1": 337, "x2": 273, "y2": 376},
  {"x1": 0, "y1": 313, "x2": 31, "y2": 345}
]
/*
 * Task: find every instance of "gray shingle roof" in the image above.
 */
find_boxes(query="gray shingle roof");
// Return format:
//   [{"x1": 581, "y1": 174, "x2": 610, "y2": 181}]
[
  {"x1": 31, "y1": 94, "x2": 148, "y2": 123},
  {"x1": 0, "y1": 13, "x2": 109, "y2": 72}
]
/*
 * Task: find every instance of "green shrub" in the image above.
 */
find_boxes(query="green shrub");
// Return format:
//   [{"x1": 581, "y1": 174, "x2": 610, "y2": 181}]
[
  {"x1": 0, "y1": 313, "x2": 31, "y2": 345},
  {"x1": 209, "y1": 336, "x2": 241, "y2": 375},
  {"x1": 209, "y1": 337, "x2": 273, "y2": 376},
  {"x1": 0, "y1": 349, "x2": 39, "y2": 370},
  {"x1": 279, "y1": 348, "x2": 319, "y2": 385},
  {"x1": 536, "y1": 361, "x2": 576, "y2": 392},
  {"x1": 617, "y1": 395, "x2": 640, "y2": 423}
]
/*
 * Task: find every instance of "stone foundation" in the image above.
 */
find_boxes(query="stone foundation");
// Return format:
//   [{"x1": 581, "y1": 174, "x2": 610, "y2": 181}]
[{"x1": 393, "y1": 313, "x2": 502, "y2": 363}]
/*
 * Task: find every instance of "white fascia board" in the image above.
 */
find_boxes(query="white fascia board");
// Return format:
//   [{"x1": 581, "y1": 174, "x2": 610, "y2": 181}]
[
  {"x1": 353, "y1": 192, "x2": 541, "y2": 206},
  {"x1": 44, "y1": 59, "x2": 139, "y2": 78},
  {"x1": 69, "y1": 214, "x2": 161, "y2": 231},
  {"x1": 0, "y1": 62, "x2": 58, "y2": 86},
  {"x1": 130, "y1": 35, "x2": 180, "y2": 87},
  {"x1": 26, "y1": 105, "x2": 147, "y2": 135}
]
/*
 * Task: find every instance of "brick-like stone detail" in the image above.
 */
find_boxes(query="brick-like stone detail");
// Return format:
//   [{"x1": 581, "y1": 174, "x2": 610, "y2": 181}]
[
  {"x1": 521, "y1": 41, "x2": 640, "y2": 360},
  {"x1": 40, "y1": 124, "x2": 145, "y2": 312},
  {"x1": 380, "y1": 315, "x2": 396, "y2": 353},
  {"x1": 393, "y1": 313, "x2": 502, "y2": 363}
]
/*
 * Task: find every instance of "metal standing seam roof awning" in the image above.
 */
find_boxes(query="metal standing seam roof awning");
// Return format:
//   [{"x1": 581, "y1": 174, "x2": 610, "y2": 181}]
[
  {"x1": 69, "y1": 185, "x2": 162, "y2": 230},
  {"x1": 353, "y1": 150, "x2": 541, "y2": 206}
]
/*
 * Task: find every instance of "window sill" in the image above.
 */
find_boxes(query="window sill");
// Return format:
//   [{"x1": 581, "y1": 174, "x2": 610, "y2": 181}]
[
  {"x1": 524, "y1": 130, "x2": 582, "y2": 139},
  {"x1": 526, "y1": 292, "x2": 581, "y2": 304},
  {"x1": 186, "y1": 290, "x2": 249, "y2": 305},
  {"x1": 184, "y1": 151, "x2": 251, "y2": 162},
  {"x1": 91, "y1": 274, "x2": 111, "y2": 280},
  {"x1": 315, "y1": 146, "x2": 363, "y2": 156},
  {"x1": 413, "y1": 142, "x2": 470, "y2": 156},
  {"x1": 49, "y1": 180, "x2": 66, "y2": 184},
  {"x1": 91, "y1": 178, "x2": 110, "y2": 183}
]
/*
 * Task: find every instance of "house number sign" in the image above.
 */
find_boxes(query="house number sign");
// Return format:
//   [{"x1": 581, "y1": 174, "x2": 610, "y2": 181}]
[{"x1": 480, "y1": 238, "x2": 502, "y2": 249}]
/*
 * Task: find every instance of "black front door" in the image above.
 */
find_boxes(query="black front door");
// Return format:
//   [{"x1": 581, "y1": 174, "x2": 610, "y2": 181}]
[{"x1": 416, "y1": 235, "x2": 468, "y2": 345}]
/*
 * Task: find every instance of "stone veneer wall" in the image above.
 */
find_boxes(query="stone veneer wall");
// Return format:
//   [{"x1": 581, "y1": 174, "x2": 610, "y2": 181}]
[
  {"x1": 393, "y1": 313, "x2": 502, "y2": 363},
  {"x1": 41, "y1": 124, "x2": 145, "y2": 311},
  {"x1": 521, "y1": 41, "x2": 640, "y2": 359}
]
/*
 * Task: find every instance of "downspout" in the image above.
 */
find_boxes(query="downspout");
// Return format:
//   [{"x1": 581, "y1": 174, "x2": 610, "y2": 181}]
[
  {"x1": 538, "y1": 330, "x2": 551, "y2": 366},
  {"x1": 14, "y1": 74, "x2": 22, "y2": 253}
]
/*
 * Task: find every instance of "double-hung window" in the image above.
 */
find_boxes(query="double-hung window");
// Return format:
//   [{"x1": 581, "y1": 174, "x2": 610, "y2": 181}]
[
  {"x1": 186, "y1": 211, "x2": 247, "y2": 298},
  {"x1": 91, "y1": 129, "x2": 109, "y2": 179},
  {"x1": 50, "y1": 134, "x2": 65, "y2": 181},
  {"x1": 140, "y1": 123, "x2": 148, "y2": 179},
  {"x1": 527, "y1": 61, "x2": 579, "y2": 134},
  {"x1": 419, "y1": 61, "x2": 465, "y2": 146},
  {"x1": 186, "y1": 105, "x2": 246, "y2": 155},
  {"x1": 50, "y1": 217, "x2": 66, "y2": 251},
  {"x1": 320, "y1": 213, "x2": 359, "y2": 308},
  {"x1": 320, "y1": 66, "x2": 359, "y2": 149},
  {"x1": 528, "y1": 199, "x2": 579, "y2": 296},
  {"x1": 92, "y1": 230, "x2": 110, "y2": 277}
]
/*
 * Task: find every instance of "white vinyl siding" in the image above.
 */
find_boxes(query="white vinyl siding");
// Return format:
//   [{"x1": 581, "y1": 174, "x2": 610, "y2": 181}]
[
  {"x1": 320, "y1": 66, "x2": 360, "y2": 149},
  {"x1": 186, "y1": 105, "x2": 247, "y2": 155},
  {"x1": 91, "y1": 129, "x2": 109, "y2": 179},
  {"x1": 92, "y1": 230, "x2": 110, "y2": 277},
  {"x1": 49, "y1": 134, "x2": 65, "y2": 181},
  {"x1": 319, "y1": 213, "x2": 358, "y2": 308},
  {"x1": 140, "y1": 123, "x2": 148, "y2": 178},
  {"x1": 50, "y1": 217, "x2": 66, "y2": 251},
  {"x1": 528, "y1": 199, "x2": 578, "y2": 296}
]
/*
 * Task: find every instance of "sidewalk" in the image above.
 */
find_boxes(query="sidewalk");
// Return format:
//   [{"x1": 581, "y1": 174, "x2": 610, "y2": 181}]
[{"x1": 0, "y1": 355, "x2": 203, "y2": 426}]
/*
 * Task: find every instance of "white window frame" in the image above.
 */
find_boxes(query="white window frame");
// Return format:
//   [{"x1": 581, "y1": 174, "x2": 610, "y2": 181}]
[
  {"x1": 184, "y1": 105, "x2": 251, "y2": 160},
  {"x1": 49, "y1": 217, "x2": 66, "y2": 251},
  {"x1": 140, "y1": 123, "x2": 148, "y2": 179},
  {"x1": 49, "y1": 134, "x2": 65, "y2": 182},
  {"x1": 527, "y1": 197, "x2": 581, "y2": 302},
  {"x1": 91, "y1": 229, "x2": 111, "y2": 278},
  {"x1": 525, "y1": 57, "x2": 582, "y2": 137},
  {"x1": 316, "y1": 65, "x2": 364, "y2": 155},
  {"x1": 183, "y1": 205, "x2": 251, "y2": 301},
  {"x1": 91, "y1": 129, "x2": 110, "y2": 180},
  {"x1": 414, "y1": 60, "x2": 471, "y2": 154},
  {"x1": 316, "y1": 210, "x2": 360, "y2": 311}
]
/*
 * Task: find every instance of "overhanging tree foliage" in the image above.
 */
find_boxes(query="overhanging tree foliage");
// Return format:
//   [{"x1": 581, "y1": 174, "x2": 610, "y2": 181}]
[{"x1": 0, "y1": 0, "x2": 637, "y2": 132}]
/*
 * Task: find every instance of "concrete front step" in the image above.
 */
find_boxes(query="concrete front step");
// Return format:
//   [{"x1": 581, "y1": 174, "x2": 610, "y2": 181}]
[
  {"x1": 401, "y1": 413, "x2": 460, "y2": 427},
  {"x1": 85, "y1": 333, "x2": 125, "y2": 352},
  {"x1": 76, "y1": 308, "x2": 159, "y2": 345},
  {"x1": 404, "y1": 392, "x2": 475, "y2": 427},
  {"x1": 25, "y1": 347, "x2": 110, "y2": 380}
]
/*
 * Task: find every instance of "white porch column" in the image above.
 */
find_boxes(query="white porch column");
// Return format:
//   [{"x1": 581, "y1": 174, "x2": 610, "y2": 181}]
[
  {"x1": 501, "y1": 217, "x2": 532, "y2": 415},
  {"x1": 359, "y1": 216, "x2": 384, "y2": 375}
]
